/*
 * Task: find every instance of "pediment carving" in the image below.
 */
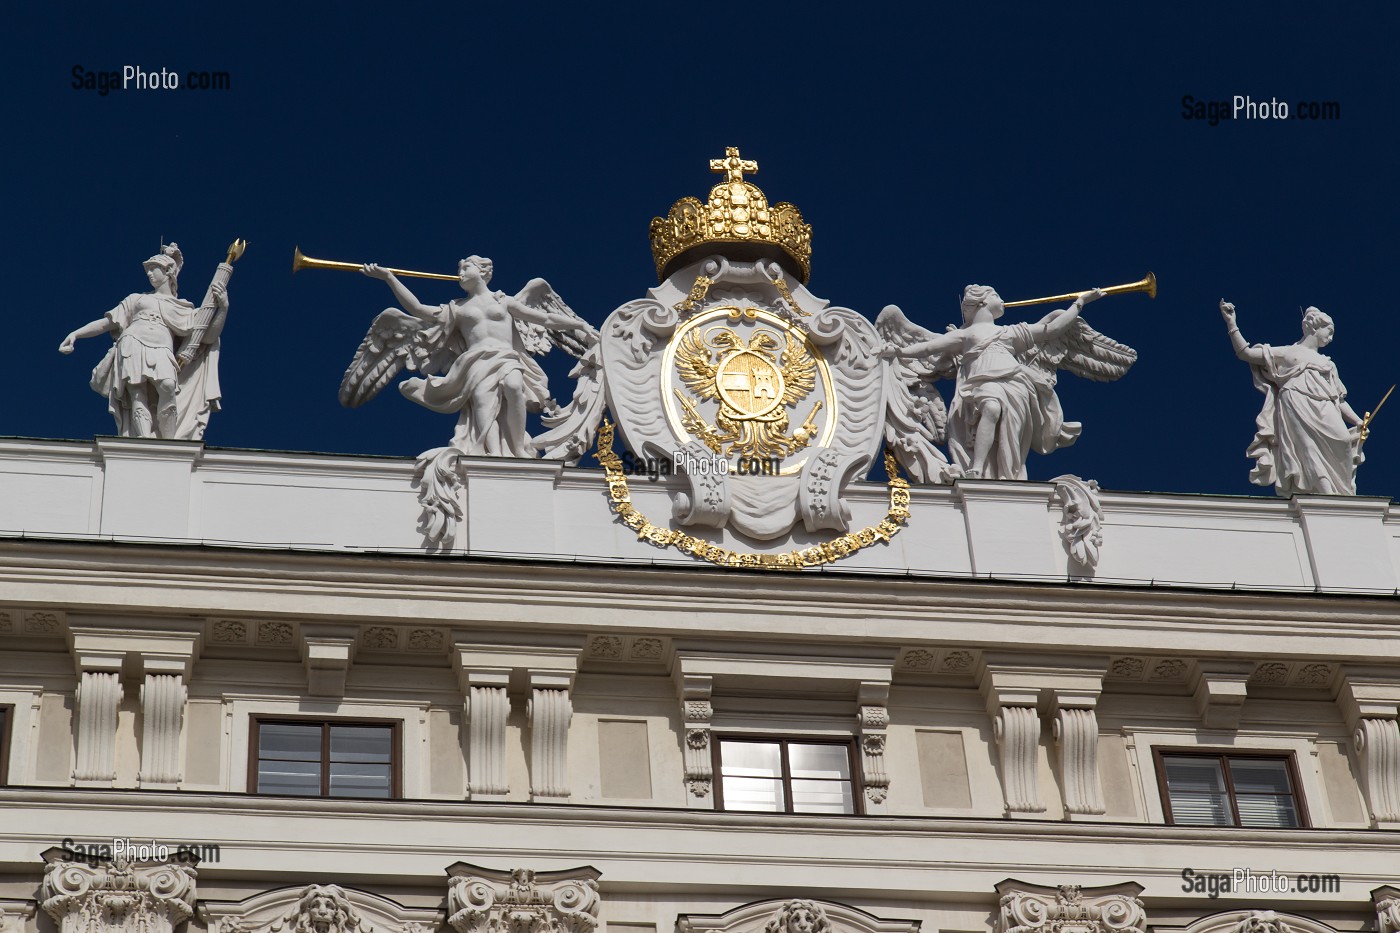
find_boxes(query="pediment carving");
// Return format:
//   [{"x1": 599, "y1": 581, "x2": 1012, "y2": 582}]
[
  {"x1": 1160, "y1": 909, "x2": 1339, "y2": 933},
  {"x1": 677, "y1": 898, "x2": 920, "y2": 933},
  {"x1": 198, "y1": 885, "x2": 441, "y2": 933}
]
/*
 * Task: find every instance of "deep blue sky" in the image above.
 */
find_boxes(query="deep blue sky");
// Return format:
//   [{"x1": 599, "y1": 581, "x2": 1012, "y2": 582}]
[{"x1": 9, "y1": 4, "x2": 1398, "y2": 498}]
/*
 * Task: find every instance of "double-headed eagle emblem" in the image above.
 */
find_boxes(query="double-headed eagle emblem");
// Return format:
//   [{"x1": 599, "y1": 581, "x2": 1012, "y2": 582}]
[{"x1": 672, "y1": 324, "x2": 822, "y2": 462}]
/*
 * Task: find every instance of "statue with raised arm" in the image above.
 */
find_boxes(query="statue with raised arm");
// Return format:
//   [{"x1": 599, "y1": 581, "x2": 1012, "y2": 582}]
[
  {"x1": 340, "y1": 255, "x2": 600, "y2": 541},
  {"x1": 1220, "y1": 300, "x2": 1363, "y2": 496},
  {"x1": 880, "y1": 285, "x2": 1136, "y2": 480},
  {"x1": 59, "y1": 242, "x2": 234, "y2": 440}
]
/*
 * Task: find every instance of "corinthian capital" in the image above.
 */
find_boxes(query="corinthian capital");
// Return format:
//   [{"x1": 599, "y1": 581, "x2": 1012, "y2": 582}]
[{"x1": 40, "y1": 849, "x2": 197, "y2": 933}]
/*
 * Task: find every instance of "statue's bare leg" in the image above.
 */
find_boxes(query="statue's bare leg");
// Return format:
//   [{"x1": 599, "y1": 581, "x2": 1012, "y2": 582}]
[
  {"x1": 130, "y1": 386, "x2": 156, "y2": 438},
  {"x1": 501, "y1": 372, "x2": 526, "y2": 457},
  {"x1": 470, "y1": 385, "x2": 502, "y2": 456},
  {"x1": 155, "y1": 378, "x2": 178, "y2": 438},
  {"x1": 969, "y1": 398, "x2": 1003, "y2": 478}
]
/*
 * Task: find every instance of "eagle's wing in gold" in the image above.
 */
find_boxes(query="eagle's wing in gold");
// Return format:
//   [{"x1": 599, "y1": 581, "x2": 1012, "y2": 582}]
[
  {"x1": 780, "y1": 330, "x2": 817, "y2": 407},
  {"x1": 675, "y1": 327, "x2": 720, "y2": 400}
]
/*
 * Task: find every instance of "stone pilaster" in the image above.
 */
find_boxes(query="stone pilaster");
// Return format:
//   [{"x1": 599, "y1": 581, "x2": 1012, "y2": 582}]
[
  {"x1": 993, "y1": 881, "x2": 1145, "y2": 933},
  {"x1": 41, "y1": 849, "x2": 197, "y2": 933},
  {"x1": 676, "y1": 673, "x2": 714, "y2": 801},
  {"x1": 446, "y1": 864, "x2": 600, "y2": 933},
  {"x1": 857, "y1": 681, "x2": 890, "y2": 810}
]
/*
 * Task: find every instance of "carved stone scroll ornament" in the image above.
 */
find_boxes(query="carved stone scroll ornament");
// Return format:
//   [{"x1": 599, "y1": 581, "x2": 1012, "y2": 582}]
[
  {"x1": 678, "y1": 676, "x2": 714, "y2": 798},
  {"x1": 1050, "y1": 475, "x2": 1104, "y2": 571},
  {"x1": 41, "y1": 850, "x2": 197, "y2": 933},
  {"x1": 857, "y1": 686, "x2": 891, "y2": 806},
  {"x1": 993, "y1": 881, "x2": 1145, "y2": 933},
  {"x1": 199, "y1": 884, "x2": 439, "y2": 933},
  {"x1": 445, "y1": 865, "x2": 601, "y2": 933},
  {"x1": 1353, "y1": 717, "x2": 1400, "y2": 823},
  {"x1": 1052, "y1": 706, "x2": 1106, "y2": 815},
  {"x1": 1373, "y1": 886, "x2": 1400, "y2": 933},
  {"x1": 993, "y1": 706, "x2": 1045, "y2": 813}
]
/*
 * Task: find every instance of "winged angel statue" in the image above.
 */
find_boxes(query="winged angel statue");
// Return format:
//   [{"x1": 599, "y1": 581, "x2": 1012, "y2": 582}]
[
  {"x1": 878, "y1": 284, "x2": 1137, "y2": 481},
  {"x1": 341, "y1": 256, "x2": 602, "y2": 541}
]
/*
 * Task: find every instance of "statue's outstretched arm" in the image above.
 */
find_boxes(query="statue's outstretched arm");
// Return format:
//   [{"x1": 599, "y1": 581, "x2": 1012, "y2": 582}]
[
  {"x1": 1031, "y1": 289, "x2": 1103, "y2": 343},
  {"x1": 1220, "y1": 300, "x2": 1266, "y2": 364},
  {"x1": 362, "y1": 264, "x2": 438, "y2": 322},
  {"x1": 58, "y1": 317, "x2": 115, "y2": 354},
  {"x1": 888, "y1": 330, "x2": 961, "y2": 359}
]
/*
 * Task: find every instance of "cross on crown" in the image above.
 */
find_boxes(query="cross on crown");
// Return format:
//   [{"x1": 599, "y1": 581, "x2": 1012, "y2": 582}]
[{"x1": 710, "y1": 147, "x2": 758, "y2": 184}]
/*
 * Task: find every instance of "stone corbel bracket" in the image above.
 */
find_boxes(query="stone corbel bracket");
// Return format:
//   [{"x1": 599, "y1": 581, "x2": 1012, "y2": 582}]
[
  {"x1": 445, "y1": 863, "x2": 601, "y2": 933},
  {"x1": 674, "y1": 672, "x2": 715, "y2": 800},
  {"x1": 41, "y1": 847, "x2": 198, "y2": 933},
  {"x1": 979, "y1": 655, "x2": 1108, "y2": 817},
  {"x1": 67, "y1": 619, "x2": 202, "y2": 788},
  {"x1": 1338, "y1": 669, "x2": 1400, "y2": 827},
  {"x1": 301, "y1": 624, "x2": 358, "y2": 698},
  {"x1": 1190, "y1": 661, "x2": 1252, "y2": 731},
  {"x1": 678, "y1": 897, "x2": 920, "y2": 933},
  {"x1": 199, "y1": 883, "x2": 441, "y2": 933},
  {"x1": 993, "y1": 880, "x2": 1145, "y2": 933},
  {"x1": 856, "y1": 681, "x2": 890, "y2": 808}
]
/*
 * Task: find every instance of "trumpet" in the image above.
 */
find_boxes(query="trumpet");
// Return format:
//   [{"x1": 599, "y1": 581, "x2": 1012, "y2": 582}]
[
  {"x1": 1003, "y1": 272, "x2": 1157, "y2": 309},
  {"x1": 291, "y1": 246, "x2": 459, "y2": 282}
]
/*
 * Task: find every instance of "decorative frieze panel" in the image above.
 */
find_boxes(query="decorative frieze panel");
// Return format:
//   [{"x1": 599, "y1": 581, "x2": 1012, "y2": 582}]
[
  {"x1": 584, "y1": 634, "x2": 669, "y2": 664},
  {"x1": 994, "y1": 881, "x2": 1145, "y2": 933},
  {"x1": 894, "y1": 647, "x2": 978, "y2": 676},
  {"x1": 41, "y1": 849, "x2": 197, "y2": 933},
  {"x1": 677, "y1": 898, "x2": 920, "y2": 933},
  {"x1": 199, "y1": 884, "x2": 440, "y2": 933},
  {"x1": 445, "y1": 864, "x2": 600, "y2": 933}
]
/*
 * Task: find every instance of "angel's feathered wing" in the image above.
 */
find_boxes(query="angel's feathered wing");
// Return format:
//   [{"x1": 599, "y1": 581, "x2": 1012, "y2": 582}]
[
  {"x1": 1028, "y1": 317, "x2": 1137, "y2": 381},
  {"x1": 339, "y1": 308, "x2": 462, "y2": 408},
  {"x1": 875, "y1": 305, "x2": 959, "y2": 380},
  {"x1": 512, "y1": 278, "x2": 597, "y2": 359}
]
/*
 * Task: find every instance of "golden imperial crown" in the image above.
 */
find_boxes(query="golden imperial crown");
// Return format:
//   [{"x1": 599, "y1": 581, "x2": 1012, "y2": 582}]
[{"x1": 650, "y1": 147, "x2": 813, "y2": 283}]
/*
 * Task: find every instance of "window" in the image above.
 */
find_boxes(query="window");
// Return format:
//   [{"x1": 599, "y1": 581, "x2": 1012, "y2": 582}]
[
  {"x1": 714, "y1": 737, "x2": 859, "y2": 814},
  {"x1": 251, "y1": 718, "x2": 399, "y2": 798},
  {"x1": 1155, "y1": 750, "x2": 1306, "y2": 827}
]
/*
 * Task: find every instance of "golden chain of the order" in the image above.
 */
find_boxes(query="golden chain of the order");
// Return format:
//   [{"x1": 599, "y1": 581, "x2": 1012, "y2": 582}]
[{"x1": 596, "y1": 419, "x2": 910, "y2": 570}]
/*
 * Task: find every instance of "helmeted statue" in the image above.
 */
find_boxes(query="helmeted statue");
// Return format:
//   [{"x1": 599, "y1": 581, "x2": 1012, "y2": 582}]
[
  {"x1": 1220, "y1": 300, "x2": 1364, "y2": 495},
  {"x1": 59, "y1": 242, "x2": 232, "y2": 440},
  {"x1": 879, "y1": 285, "x2": 1136, "y2": 480}
]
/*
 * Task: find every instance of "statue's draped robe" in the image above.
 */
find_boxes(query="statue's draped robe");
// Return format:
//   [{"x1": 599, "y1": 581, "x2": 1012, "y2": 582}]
[
  {"x1": 398, "y1": 300, "x2": 550, "y2": 459},
  {"x1": 1247, "y1": 344, "x2": 1360, "y2": 496},
  {"x1": 91, "y1": 293, "x2": 221, "y2": 439},
  {"x1": 946, "y1": 323, "x2": 1080, "y2": 480}
]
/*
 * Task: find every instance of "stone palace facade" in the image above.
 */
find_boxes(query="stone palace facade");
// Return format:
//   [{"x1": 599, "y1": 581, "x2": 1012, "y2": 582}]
[{"x1": 1, "y1": 436, "x2": 1399, "y2": 933}]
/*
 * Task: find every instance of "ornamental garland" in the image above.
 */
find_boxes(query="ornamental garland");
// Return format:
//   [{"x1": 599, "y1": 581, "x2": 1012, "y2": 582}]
[{"x1": 596, "y1": 419, "x2": 910, "y2": 570}]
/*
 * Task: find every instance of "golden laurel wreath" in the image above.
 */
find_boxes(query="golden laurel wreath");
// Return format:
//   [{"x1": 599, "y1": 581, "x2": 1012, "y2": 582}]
[{"x1": 596, "y1": 418, "x2": 910, "y2": 570}]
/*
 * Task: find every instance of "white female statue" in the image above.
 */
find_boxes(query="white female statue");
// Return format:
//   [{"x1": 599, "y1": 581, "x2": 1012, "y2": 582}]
[
  {"x1": 1220, "y1": 300, "x2": 1363, "y2": 495},
  {"x1": 59, "y1": 243, "x2": 226, "y2": 439},
  {"x1": 881, "y1": 285, "x2": 1136, "y2": 480}
]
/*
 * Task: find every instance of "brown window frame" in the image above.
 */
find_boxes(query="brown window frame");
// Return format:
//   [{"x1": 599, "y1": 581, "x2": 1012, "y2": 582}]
[
  {"x1": 1153, "y1": 747, "x2": 1309, "y2": 828},
  {"x1": 712, "y1": 734, "x2": 864, "y2": 815},
  {"x1": 249, "y1": 715, "x2": 401, "y2": 799},
  {"x1": 0, "y1": 704, "x2": 12, "y2": 786}
]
